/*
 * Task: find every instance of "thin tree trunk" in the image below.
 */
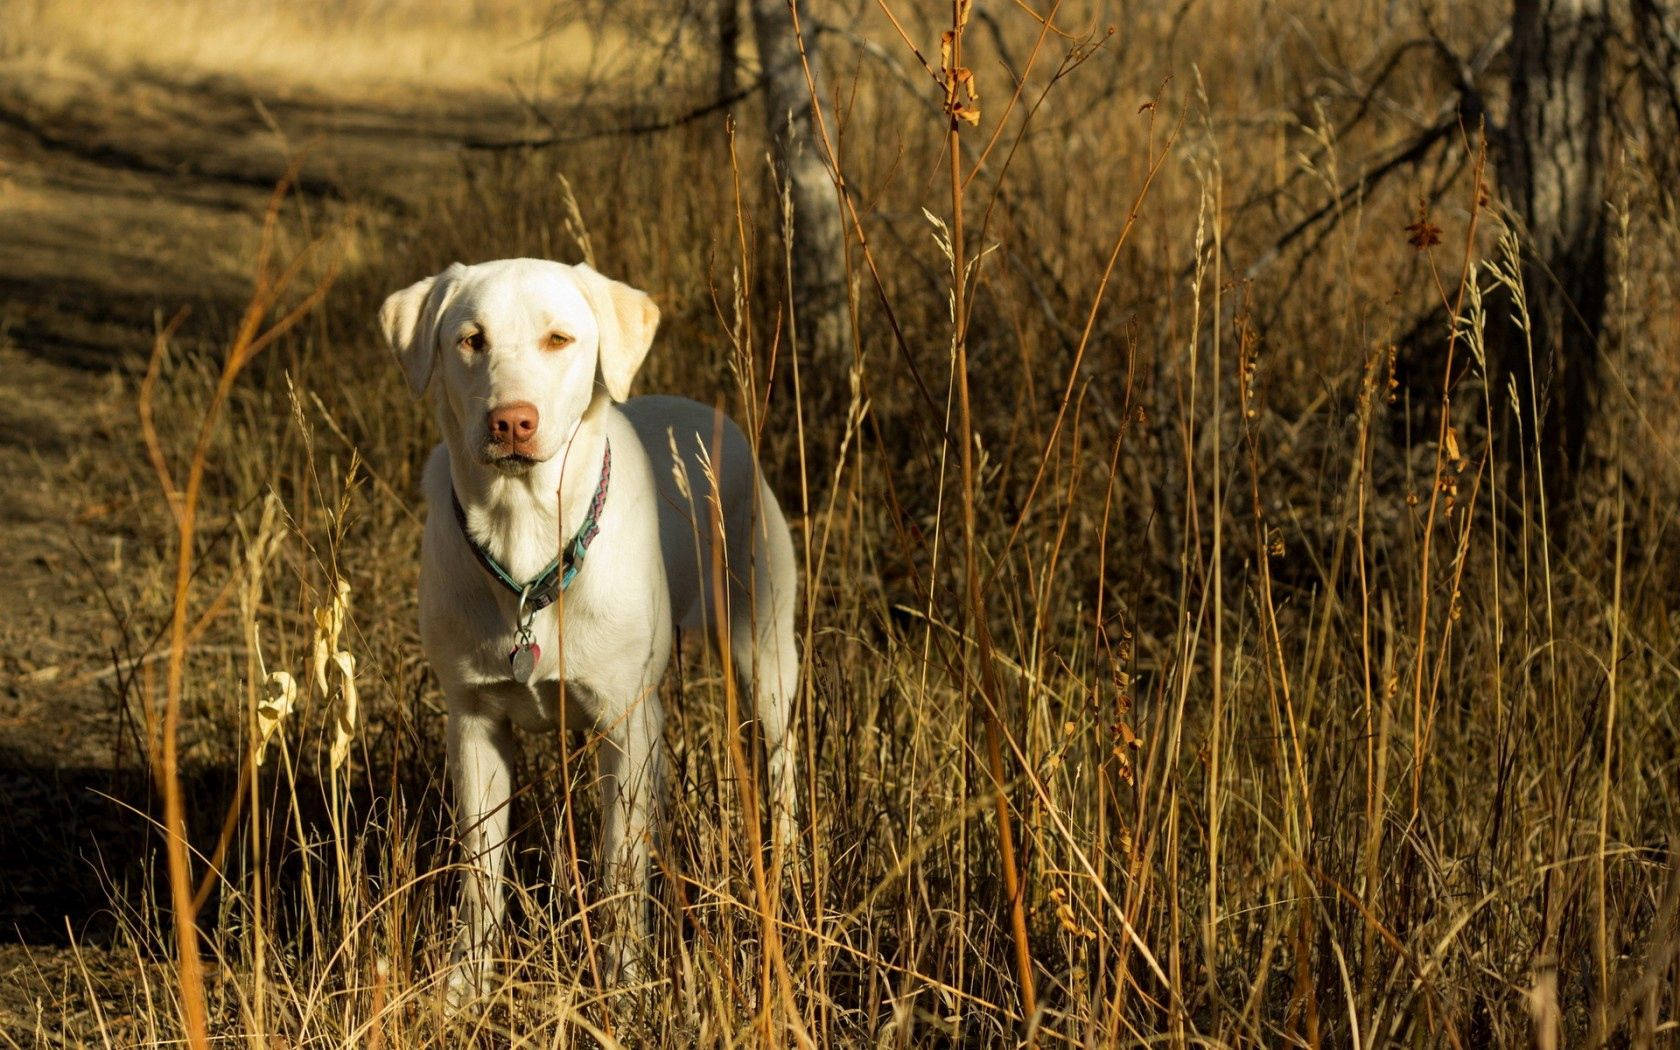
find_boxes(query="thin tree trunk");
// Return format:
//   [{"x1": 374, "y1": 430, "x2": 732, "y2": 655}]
[
  {"x1": 1497, "y1": 0, "x2": 1610, "y2": 489},
  {"x1": 750, "y1": 0, "x2": 851, "y2": 365}
]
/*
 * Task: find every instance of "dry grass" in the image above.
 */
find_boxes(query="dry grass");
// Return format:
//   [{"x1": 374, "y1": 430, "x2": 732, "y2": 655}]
[{"x1": 11, "y1": 0, "x2": 1680, "y2": 1046}]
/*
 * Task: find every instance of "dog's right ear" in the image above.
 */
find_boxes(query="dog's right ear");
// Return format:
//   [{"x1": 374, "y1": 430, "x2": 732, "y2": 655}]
[{"x1": 379, "y1": 264, "x2": 465, "y2": 398}]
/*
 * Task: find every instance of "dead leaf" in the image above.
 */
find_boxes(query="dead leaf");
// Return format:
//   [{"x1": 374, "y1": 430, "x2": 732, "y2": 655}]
[
  {"x1": 256, "y1": 670, "x2": 297, "y2": 767},
  {"x1": 329, "y1": 650, "x2": 358, "y2": 772},
  {"x1": 312, "y1": 580, "x2": 350, "y2": 694},
  {"x1": 1405, "y1": 212, "x2": 1442, "y2": 251}
]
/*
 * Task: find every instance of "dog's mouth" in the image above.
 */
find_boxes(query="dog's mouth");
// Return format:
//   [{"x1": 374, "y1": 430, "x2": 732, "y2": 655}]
[{"x1": 482, "y1": 446, "x2": 544, "y2": 474}]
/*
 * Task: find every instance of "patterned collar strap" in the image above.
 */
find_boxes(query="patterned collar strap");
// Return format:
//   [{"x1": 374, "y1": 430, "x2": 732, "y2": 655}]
[{"x1": 450, "y1": 438, "x2": 612, "y2": 615}]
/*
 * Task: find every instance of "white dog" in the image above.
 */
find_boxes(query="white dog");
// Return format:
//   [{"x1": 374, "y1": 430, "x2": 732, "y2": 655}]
[{"x1": 379, "y1": 257, "x2": 799, "y2": 1000}]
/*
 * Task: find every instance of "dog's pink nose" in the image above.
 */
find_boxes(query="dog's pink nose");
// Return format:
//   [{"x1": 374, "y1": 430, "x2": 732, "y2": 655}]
[{"x1": 487, "y1": 402, "x2": 539, "y2": 445}]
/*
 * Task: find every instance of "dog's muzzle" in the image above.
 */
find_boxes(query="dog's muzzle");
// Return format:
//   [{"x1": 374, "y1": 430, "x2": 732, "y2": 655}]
[{"x1": 485, "y1": 401, "x2": 542, "y2": 465}]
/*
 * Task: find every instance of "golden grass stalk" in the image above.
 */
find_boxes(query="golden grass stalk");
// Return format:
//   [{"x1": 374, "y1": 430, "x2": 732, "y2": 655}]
[
  {"x1": 136, "y1": 165, "x2": 338, "y2": 1046},
  {"x1": 937, "y1": 0, "x2": 1040, "y2": 1029}
]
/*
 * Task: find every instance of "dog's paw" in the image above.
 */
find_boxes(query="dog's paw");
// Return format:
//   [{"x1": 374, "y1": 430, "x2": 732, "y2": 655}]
[
  {"x1": 602, "y1": 938, "x2": 636, "y2": 985},
  {"x1": 443, "y1": 951, "x2": 491, "y2": 1012},
  {"x1": 766, "y1": 755, "x2": 804, "y2": 876}
]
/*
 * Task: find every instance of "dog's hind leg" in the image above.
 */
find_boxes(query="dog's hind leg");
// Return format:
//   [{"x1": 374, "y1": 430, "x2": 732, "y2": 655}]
[{"x1": 729, "y1": 480, "x2": 801, "y2": 859}]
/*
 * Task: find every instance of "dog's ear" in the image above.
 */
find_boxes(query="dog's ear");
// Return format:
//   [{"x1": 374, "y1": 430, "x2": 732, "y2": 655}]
[
  {"x1": 379, "y1": 264, "x2": 465, "y2": 398},
  {"x1": 573, "y1": 263, "x2": 659, "y2": 402}
]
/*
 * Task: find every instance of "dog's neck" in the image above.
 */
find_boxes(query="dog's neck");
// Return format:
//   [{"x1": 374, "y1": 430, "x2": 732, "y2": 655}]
[{"x1": 439, "y1": 399, "x2": 611, "y2": 585}]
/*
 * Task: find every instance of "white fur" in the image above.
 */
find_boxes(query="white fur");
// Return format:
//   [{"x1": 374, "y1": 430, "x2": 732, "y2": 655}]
[{"x1": 379, "y1": 258, "x2": 799, "y2": 1003}]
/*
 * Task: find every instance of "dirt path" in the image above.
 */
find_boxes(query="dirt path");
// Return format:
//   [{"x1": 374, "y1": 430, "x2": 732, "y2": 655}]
[{"x1": 0, "y1": 56, "x2": 524, "y2": 1031}]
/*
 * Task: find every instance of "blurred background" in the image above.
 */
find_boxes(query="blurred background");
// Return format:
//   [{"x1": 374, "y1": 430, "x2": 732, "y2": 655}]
[{"x1": 0, "y1": 0, "x2": 1677, "y2": 1045}]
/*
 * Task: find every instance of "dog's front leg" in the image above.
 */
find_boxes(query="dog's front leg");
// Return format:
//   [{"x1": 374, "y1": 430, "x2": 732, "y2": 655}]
[
  {"x1": 446, "y1": 698, "x2": 516, "y2": 1007},
  {"x1": 597, "y1": 684, "x2": 665, "y2": 979}
]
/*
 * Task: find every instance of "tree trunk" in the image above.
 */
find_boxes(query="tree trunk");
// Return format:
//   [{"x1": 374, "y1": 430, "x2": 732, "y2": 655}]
[
  {"x1": 750, "y1": 0, "x2": 851, "y2": 366},
  {"x1": 1497, "y1": 0, "x2": 1610, "y2": 489}
]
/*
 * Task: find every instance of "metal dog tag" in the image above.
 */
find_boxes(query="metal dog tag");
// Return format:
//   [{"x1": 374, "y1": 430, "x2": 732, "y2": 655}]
[{"x1": 509, "y1": 642, "x2": 541, "y2": 684}]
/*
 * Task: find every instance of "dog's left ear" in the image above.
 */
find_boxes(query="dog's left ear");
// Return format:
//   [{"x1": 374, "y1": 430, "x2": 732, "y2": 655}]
[{"x1": 573, "y1": 263, "x2": 659, "y2": 402}]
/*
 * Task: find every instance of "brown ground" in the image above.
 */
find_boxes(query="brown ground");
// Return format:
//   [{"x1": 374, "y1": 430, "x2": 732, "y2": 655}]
[{"x1": 0, "y1": 53, "x2": 526, "y2": 1033}]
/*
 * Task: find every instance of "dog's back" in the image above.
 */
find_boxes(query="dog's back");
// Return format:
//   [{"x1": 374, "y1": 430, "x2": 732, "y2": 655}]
[
  {"x1": 621, "y1": 394, "x2": 800, "y2": 843},
  {"x1": 620, "y1": 394, "x2": 792, "y2": 635}
]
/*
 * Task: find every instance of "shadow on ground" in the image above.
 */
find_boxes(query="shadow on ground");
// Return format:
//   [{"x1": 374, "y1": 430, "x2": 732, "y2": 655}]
[{"x1": 0, "y1": 741, "x2": 464, "y2": 944}]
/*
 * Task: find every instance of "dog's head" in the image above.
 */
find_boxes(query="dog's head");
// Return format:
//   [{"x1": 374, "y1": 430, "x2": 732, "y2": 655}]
[{"x1": 379, "y1": 258, "x2": 658, "y2": 474}]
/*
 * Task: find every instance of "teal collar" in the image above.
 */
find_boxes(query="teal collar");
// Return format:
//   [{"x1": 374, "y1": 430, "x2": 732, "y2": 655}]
[{"x1": 450, "y1": 438, "x2": 612, "y2": 615}]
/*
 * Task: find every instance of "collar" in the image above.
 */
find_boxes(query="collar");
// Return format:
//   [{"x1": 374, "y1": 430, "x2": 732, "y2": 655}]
[{"x1": 450, "y1": 438, "x2": 612, "y2": 615}]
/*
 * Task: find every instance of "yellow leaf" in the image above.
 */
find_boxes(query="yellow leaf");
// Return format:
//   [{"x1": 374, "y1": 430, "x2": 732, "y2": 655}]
[
  {"x1": 311, "y1": 580, "x2": 351, "y2": 693},
  {"x1": 955, "y1": 66, "x2": 979, "y2": 102},
  {"x1": 256, "y1": 670, "x2": 297, "y2": 767},
  {"x1": 1118, "y1": 721, "x2": 1143, "y2": 748},
  {"x1": 329, "y1": 650, "x2": 358, "y2": 771}
]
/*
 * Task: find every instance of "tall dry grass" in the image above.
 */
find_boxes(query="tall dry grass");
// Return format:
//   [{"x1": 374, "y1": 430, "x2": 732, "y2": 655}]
[{"x1": 30, "y1": 0, "x2": 1680, "y2": 1046}]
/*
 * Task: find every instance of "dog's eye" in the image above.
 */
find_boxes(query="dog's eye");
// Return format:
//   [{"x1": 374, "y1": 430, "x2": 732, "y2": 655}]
[
  {"x1": 462, "y1": 331, "x2": 487, "y2": 352},
  {"x1": 545, "y1": 332, "x2": 574, "y2": 351}
]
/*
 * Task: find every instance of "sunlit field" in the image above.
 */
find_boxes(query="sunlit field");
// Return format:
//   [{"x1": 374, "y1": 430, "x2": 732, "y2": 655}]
[{"x1": 1, "y1": 1, "x2": 1677, "y2": 1046}]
